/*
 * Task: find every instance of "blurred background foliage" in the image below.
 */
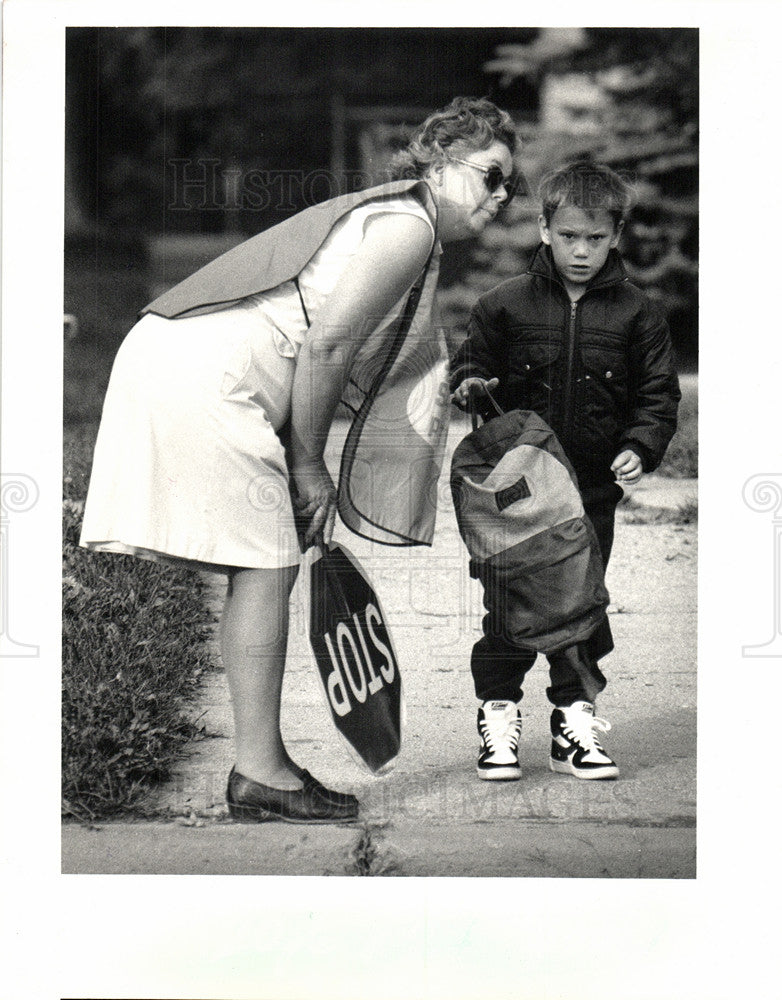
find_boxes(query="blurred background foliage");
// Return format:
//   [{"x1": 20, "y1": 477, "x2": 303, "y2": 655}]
[
  {"x1": 65, "y1": 26, "x2": 697, "y2": 385},
  {"x1": 457, "y1": 27, "x2": 698, "y2": 366}
]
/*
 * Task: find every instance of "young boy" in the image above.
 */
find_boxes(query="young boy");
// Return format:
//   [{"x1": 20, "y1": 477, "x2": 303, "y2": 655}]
[{"x1": 450, "y1": 159, "x2": 681, "y2": 781}]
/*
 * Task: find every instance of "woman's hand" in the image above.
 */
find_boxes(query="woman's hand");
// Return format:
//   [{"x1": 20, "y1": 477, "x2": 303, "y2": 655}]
[
  {"x1": 451, "y1": 376, "x2": 500, "y2": 410},
  {"x1": 291, "y1": 458, "x2": 337, "y2": 548}
]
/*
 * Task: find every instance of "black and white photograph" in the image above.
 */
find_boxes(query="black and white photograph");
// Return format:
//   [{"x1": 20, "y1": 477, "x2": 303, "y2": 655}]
[
  {"x1": 1, "y1": 2, "x2": 780, "y2": 998},
  {"x1": 60, "y1": 22, "x2": 698, "y2": 876}
]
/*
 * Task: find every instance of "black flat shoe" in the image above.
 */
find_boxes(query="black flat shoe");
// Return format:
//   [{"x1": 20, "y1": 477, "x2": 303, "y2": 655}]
[
  {"x1": 226, "y1": 767, "x2": 360, "y2": 825},
  {"x1": 295, "y1": 768, "x2": 360, "y2": 810}
]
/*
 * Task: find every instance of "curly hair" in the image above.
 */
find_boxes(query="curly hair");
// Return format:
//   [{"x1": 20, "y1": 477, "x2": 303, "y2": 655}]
[
  {"x1": 389, "y1": 96, "x2": 519, "y2": 180},
  {"x1": 539, "y1": 158, "x2": 634, "y2": 229}
]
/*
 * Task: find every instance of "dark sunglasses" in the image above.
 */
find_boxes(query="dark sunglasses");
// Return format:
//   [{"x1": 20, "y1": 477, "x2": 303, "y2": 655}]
[{"x1": 449, "y1": 156, "x2": 525, "y2": 202}]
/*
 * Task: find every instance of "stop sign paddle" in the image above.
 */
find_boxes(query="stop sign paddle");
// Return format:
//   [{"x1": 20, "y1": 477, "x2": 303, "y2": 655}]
[{"x1": 309, "y1": 542, "x2": 403, "y2": 774}]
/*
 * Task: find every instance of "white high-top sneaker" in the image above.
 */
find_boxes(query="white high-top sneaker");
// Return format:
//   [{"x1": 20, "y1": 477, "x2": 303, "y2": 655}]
[
  {"x1": 477, "y1": 700, "x2": 522, "y2": 780},
  {"x1": 549, "y1": 700, "x2": 619, "y2": 779}
]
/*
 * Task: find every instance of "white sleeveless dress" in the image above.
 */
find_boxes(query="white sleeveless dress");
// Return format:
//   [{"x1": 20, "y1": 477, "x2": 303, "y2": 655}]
[{"x1": 80, "y1": 194, "x2": 441, "y2": 571}]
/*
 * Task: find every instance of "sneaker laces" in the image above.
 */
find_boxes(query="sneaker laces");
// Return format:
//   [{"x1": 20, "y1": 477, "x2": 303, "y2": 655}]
[
  {"x1": 480, "y1": 704, "x2": 522, "y2": 752},
  {"x1": 560, "y1": 707, "x2": 612, "y2": 754}
]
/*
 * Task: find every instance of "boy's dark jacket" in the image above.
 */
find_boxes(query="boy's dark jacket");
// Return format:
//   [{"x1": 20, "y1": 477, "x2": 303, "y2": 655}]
[{"x1": 450, "y1": 243, "x2": 681, "y2": 491}]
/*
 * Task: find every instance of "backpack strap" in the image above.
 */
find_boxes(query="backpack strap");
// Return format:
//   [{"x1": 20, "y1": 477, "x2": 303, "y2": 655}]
[{"x1": 470, "y1": 385, "x2": 504, "y2": 432}]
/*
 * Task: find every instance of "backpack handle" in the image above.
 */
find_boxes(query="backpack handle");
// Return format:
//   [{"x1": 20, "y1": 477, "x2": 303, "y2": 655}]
[{"x1": 469, "y1": 384, "x2": 504, "y2": 431}]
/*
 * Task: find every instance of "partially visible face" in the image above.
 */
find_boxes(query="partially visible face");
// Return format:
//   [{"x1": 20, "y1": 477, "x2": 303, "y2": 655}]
[
  {"x1": 435, "y1": 140, "x2": 514, "y2": 240},
  {"x1": 539, "y1": 205, "x2": 622, "y2": 291}
]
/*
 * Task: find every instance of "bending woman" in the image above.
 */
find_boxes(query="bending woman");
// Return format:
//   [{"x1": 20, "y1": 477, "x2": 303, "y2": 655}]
[{"x1": 80, "y1": 96, "x2": 519, "y2": 824}]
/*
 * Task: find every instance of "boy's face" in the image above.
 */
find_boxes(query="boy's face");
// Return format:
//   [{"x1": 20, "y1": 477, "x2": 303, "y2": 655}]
[{"x1": 539, "y1": 205, "x2": 622, "y2": 293}]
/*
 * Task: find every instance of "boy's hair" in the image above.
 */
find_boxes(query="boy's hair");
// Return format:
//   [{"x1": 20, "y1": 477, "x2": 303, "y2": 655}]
[{"x1": 539, "y1": 158, "x2": 633, "y2": 229}]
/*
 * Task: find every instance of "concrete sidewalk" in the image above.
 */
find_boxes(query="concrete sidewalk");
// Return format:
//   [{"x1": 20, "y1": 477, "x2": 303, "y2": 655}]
[{"x1": 63, "y1": 411, "x2": 697, "y2": 877}]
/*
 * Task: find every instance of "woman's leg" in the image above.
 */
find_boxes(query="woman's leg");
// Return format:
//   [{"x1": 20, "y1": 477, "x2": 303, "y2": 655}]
[{"x1": 221, "y1": 564, "x2": 302, "y2": 789}]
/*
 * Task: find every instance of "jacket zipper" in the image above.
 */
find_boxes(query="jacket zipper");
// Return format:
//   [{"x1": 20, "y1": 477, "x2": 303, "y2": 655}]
[{"x1": 563, "y1": 300, "x2": 578, "y2": 431}]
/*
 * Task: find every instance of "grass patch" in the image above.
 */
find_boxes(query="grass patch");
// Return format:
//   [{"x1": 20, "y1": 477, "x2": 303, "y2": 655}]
[
  {"x1": 671, "y1": 498, "x2": 698, "y2": 525},
  {"x1": 657, "y1": 376, "x2": 698, "y2": 478},
  {"x1": 63, "y1": 425, "x2": 216, "y2": 822},
  {"x1": 344, "y1": 823, "x2": 399, "y2": 876},
  {"x1": 63, "y1": 248, "x2": 219, "y2": 822},
  {"x1": 619, "y1": 494, "x2": 698, "y2": 526}
]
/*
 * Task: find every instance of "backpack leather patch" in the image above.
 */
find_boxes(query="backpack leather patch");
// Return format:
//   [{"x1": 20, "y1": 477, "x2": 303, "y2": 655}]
[{"x1": 495, "y1": 475, "x2": 531, "y2": 511}]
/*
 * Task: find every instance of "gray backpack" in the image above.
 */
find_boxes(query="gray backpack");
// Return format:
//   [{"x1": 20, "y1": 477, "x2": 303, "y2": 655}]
[{"x1": 450, "y1": 402, "x2": 610, "y2": 655}]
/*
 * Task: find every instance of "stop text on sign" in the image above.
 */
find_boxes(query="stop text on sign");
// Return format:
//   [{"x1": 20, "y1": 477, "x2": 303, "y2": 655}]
[{"x1": 323, "y1": 603, "x2": 395, "y2": 717}]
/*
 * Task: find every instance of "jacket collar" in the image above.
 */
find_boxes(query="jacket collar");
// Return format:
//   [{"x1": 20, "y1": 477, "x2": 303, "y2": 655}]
[{"x1": 527, "y1": 242, "x2": 627, "y2": 295}]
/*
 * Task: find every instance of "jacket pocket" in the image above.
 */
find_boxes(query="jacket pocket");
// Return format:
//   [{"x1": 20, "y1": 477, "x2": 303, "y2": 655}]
[
  {"x1": 576, "y1": 344, "x2": 628, "y2": 451},
  {"x1": 507, "y1": 339, "x2": 561, "y2": 408},
  {"x1": 579, "y1": 343, "x2": 627, "y2": 385},
  {"x1": 510, "y1": 337, "x2": 561, "y2": 372}
]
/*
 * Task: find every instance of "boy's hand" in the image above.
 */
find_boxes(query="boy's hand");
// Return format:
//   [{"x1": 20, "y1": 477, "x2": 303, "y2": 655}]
[
  {"x1": 451, "y1": 377, "x2": 500, "y2": 410},
  {"x1": 611, "y1": 449, "x2": 643, "y2": 485}
]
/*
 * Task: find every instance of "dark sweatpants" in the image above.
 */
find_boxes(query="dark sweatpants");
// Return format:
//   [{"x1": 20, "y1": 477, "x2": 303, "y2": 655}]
[{"x1": 470, "y1": 486, "x2": 622, "y2": 707}]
